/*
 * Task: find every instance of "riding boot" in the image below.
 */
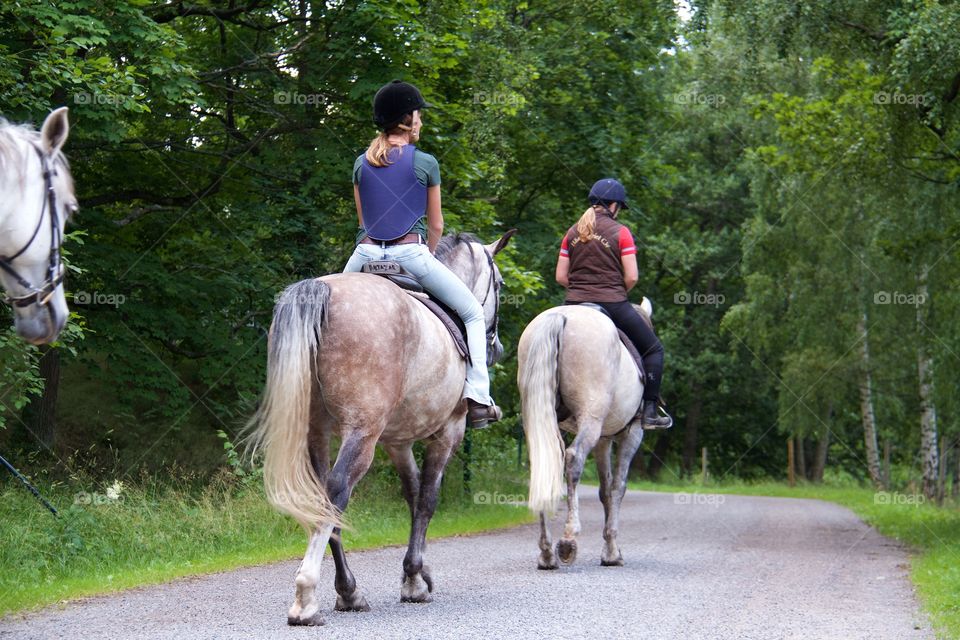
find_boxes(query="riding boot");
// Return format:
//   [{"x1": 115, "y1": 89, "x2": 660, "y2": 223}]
[
  {"x1": 640, "y1": 400, "x2": 672, "y2": 430},
  {"x1": 467, "y1": 399, "x2": 502, "y2": 430}
]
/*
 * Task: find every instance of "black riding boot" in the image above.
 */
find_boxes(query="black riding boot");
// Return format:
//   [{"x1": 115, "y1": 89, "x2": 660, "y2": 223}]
[{"x1": 640, "y1": 400, "x2": 672, "y2": 430}]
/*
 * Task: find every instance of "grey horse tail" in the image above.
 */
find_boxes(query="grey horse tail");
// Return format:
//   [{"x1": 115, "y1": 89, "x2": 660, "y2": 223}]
[
  {"x1": 245, "y1": 278, "x2": 342, "y2": 531},
  {"x1": 518, "y1": 310, "x2": 567, "y2": 514}
]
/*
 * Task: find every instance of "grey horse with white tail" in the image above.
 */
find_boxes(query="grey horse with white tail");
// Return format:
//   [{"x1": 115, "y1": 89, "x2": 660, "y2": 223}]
[
  {"x1": 518, "y1": 300, "x2": 653, "y2": 569},
  {"x1": 246, "y1": 231, "x2": 513, "y2": 626}
]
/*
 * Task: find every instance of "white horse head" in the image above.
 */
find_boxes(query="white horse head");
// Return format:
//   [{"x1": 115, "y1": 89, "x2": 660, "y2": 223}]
[{"x1": 0, "y1": 107, "x2": 77, "y2": 344}]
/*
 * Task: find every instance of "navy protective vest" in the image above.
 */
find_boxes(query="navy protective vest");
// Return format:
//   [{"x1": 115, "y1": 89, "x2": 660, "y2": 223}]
[{"x1": 358, "y1": 145, "x2": 427, "y2": 241}]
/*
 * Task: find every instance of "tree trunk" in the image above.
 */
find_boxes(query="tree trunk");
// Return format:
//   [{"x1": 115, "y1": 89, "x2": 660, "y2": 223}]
[
  {"x1": 857, "y1": 311, "x2": 884, "y2": 488},
  {"x1": 681, "y1": 381, "x2": 703, "y2": 477},
  {"x1": 916, "y1": 268, "x2": 939, "y2": 500},
  {"x1": 810, "y1": 403, "x2": 833, "y2": 483},
  {"x1": 795, "y1": 435, "x2": 807, "y2": 480},
  {"x1": 21, "y1": 346, "x2": 61, "y2": 449}
]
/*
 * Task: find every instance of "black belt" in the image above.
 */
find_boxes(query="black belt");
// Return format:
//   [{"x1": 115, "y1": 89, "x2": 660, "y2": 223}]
[{"x1": 360, "y1": 233, "x2": 423, "y2": 247}]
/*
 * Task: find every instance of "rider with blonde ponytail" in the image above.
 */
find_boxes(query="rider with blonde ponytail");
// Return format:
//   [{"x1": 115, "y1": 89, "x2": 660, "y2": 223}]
[
  {"x1": 556, "y1": 179, "x2": 672, "y2": 429},
  {"x1": 344, "y1": 80, "x2": 501, "y2": 428}
]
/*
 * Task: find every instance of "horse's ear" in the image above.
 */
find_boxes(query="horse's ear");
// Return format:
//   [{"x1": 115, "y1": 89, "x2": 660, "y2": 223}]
[
  {"x1": 485, "y1": 228, "x2": 518, "y2": 257},
  {"x1": 41, "y1": 107, "x2": 70, "y2": 156}
]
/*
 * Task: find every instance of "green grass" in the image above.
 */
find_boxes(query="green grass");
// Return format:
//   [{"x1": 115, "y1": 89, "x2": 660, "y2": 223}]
[
  {"x1": 0, "y1": 469, "x2": 533, "y2": 617},
  {"x1": 621, "y1": 477, "x2": 960, "y2": 639}
]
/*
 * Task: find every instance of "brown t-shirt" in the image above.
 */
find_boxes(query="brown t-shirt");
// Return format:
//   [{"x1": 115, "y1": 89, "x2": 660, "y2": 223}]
[{"x1": 560, "y1": 213, "x2": 637, "y2": 303}]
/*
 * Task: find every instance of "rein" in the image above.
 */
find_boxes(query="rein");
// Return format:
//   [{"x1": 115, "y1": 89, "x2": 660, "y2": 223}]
[
  {"x1": 470, "y1": 244, "x2": 501, "y2": 349},
  {"x1": 0, "y1": 145, "x2": 65, "y2": 309}
]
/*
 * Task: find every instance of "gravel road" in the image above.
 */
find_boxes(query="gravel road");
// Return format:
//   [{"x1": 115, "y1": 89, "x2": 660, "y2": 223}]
[{"x1": 0, "y1": 489, "x2": 932, "y2": 640}]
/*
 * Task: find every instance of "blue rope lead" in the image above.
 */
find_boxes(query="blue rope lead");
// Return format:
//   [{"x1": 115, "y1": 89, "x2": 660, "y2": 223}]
[{"x1": 0, "y1": 453, "x2": 58, "y2": 517}]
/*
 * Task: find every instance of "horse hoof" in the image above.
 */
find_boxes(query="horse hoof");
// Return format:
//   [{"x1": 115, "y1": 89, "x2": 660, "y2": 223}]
[
  {"x1": 287, "y1": 610, "x2": 325, "y2": 626},
  {"x1": 401, "y1": 573, "x2": 433, "y2": 603},
  {"x1": 556, "y1": 539, "x2": 577, "y2": 565},
  {"x1": 401, "y1": 592, "x2": 433, "y2": 604},
  {"x1": 538, "y1": 558, "x2": 559, "y2": 570},
  {"x1": 335, "y1": 592, "x2": 371, "y2": 612},
  {"x1": 601, "y1": 556, "x2": 624, "y2": 567}
]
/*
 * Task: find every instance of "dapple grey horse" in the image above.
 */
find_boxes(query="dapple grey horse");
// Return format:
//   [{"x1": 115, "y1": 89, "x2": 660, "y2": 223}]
[
  {"x1": 247, "y1": 231, "x2": 514, "y2": 626},
  {"x1": 0, "y1": 108, "x2": 77, "y2": 344},
  {"x1": 518, "y1": 301, "x2": 653, "y2": 569}
]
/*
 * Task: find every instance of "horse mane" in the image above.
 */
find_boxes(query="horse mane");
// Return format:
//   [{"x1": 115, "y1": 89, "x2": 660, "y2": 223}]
[
  {"x1": 0, "y1": 117, "x2": 73, "y2": 198},
  {"x1": 434, "y1": 232, "x2": 482, "y2": 265},
  {"x1": 0, "y1": 118, "x2": 70, "y2": 175}
]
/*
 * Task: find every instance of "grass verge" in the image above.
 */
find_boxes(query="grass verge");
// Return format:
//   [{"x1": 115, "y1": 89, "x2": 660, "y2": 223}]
[
  {"x1": 0, "y1": 469, "x2": 533, "y2": 618},
  {"x1": 623, "y1": 478, "x2": 960, "y2": 639}
]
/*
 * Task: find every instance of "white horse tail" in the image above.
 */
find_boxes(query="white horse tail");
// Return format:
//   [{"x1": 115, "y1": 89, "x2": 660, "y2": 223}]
[
  {"x1": 246, "y1": 278, "x2": 341, "y2": 532},
  {"x1": 519, "y1": 311, "x2": 567, "y2": 514}
]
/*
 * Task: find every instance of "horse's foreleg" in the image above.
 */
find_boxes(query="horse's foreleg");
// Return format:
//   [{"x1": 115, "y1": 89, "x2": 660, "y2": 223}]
[
  {"x1": 537, "y1": 511, "x2": 558, "y2": 569},
  {"x1": 557, "y1": 420, "x2": 601, "y2": 565},
  {"x1": 400, "y1": 434, "x2": 457, "y2": 603},
  {"x1": 384, "y1": 443, "x2": 421, "y2": 520},
  {"x1": 594, "y1": 438, "x2": 621, "y2": 566},
  {"x1": 604, "y1": 425, "x2": 644, "y2": 567}
]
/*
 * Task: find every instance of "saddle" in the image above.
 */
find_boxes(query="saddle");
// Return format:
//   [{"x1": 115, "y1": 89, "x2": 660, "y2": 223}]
[{"x1": 360, "y1": 261, "x2": 470, "y2": 362}]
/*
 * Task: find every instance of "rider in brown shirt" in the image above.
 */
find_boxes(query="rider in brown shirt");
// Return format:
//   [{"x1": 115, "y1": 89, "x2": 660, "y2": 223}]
[{"x1": 556, "y1": 178, "x2": 672, "y2": 429}]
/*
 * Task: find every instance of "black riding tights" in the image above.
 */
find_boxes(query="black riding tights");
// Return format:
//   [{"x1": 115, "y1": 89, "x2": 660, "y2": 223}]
[{"x1": 571, "y1": 300, "x2": 664, "y2": 401}]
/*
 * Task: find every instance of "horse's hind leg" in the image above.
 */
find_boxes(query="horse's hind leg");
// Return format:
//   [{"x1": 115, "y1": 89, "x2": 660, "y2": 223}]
[
  {"x1": 400, "y1": 428, "x2": 460, "y2": 603},
  {"x1": 594, "y1": 437, "x2": 621, "y2": 566},
  {"x1": 289, "y1": 429, "x2": 379, "y2": 624},
  {"x1": 537, "y1": 512, "x2": 558, "y2": 569},
  {"x1": 557, "y1": 419, "x2": 601, "y2": 565},
  {"x1": 604, "y1": 425, "x2": 644, "y2": 567}
]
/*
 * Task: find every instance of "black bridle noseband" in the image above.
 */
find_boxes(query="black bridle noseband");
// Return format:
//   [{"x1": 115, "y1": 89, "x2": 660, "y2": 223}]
[{"x1": 0, "y1": 146, "x2": 66, "y2": 309}]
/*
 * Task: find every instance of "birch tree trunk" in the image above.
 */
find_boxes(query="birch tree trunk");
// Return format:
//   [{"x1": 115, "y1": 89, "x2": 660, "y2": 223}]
[
  {"x1": 916, "y1": 268, "x2": 939, "y2": 500},
  {"x1": 857, "y1": 311, "x2": 883, "y2": 488}
]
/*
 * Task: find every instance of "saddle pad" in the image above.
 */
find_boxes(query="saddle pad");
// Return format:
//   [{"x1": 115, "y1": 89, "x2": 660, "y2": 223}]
[{"x1": 411, "y1": 294, "x2": 470, "y2": 363}]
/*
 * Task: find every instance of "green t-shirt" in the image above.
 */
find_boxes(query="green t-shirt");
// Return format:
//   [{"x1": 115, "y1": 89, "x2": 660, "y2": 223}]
[{"x1": 353, "y1": 146, "x2": 440, "y2": 242}]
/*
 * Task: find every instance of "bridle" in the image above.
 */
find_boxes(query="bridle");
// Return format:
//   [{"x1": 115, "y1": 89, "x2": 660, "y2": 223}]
[
  {"x1": 0, "y1": 146, "x2": 66, "y2": 309},
  {"x1": 472, "y1": 244, "x2": 502, "y2": 353}
]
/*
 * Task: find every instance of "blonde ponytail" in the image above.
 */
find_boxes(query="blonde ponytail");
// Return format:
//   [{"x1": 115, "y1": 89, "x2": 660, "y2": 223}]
[
  {"x1": 364, "y1": 115, "x2": 414, "y2": 167},
  {"x1": 576, "y1": 206, "x2": 597, "y2": 243}
]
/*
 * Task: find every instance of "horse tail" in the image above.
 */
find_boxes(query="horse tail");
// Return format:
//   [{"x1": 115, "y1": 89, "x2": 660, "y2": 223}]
[
  {"x1": 245, "y1": 278, "x2": 341, "y2": 531},
  {"x1": 518, "y1": 311, "x2": 567, "y2": 514}
]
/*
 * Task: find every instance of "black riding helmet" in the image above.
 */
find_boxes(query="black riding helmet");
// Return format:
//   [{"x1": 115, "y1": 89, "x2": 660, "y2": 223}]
[
  {"x1": 588, "y1": 178, "x2": 629, "y2": 209},
  {"x1": 373, "y1": 80, "x2": 432, "y2": 130}
]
